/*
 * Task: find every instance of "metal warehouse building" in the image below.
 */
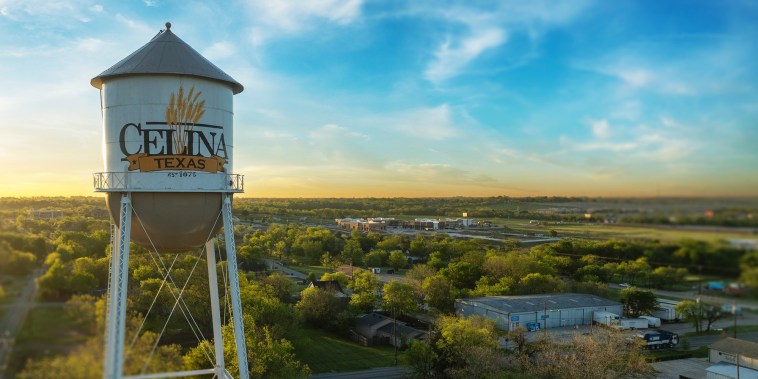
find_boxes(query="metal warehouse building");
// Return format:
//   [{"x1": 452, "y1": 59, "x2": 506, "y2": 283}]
[{"x1": 455, "y1": 293, "x2": 623, "y2": 331}]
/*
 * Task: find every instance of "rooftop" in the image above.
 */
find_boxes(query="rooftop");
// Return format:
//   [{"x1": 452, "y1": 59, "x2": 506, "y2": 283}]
[
  {"x1": 709, "y1": 337, "x2": 758, "y2": 359},
  {"x1": 459, "y1": 293, "x2": 621, "y2": 314},
  {"x1": 91, "y1": 22, "x2": 243, "y2": 94}
]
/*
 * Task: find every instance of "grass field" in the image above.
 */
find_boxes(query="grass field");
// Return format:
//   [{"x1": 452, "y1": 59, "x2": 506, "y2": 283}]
[
  {"x1": 500, "y1": 218, "x2": 757, "y2": 243},
  {"x1": 290, "y1": 327, "x2": 395, "y2": 373}
]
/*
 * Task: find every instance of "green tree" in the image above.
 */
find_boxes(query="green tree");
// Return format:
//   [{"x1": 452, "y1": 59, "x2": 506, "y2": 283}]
[
  {"x1": 650, "y1": 266, "x2": 688, "y2": 289},
  {"x1": 471, "y1": 276, "x2": 514, "y2": 297},
  {"x1": 438, "y1": 315, "x2": 502, "y2": 378},
  {"x1": 403, "y1": 340, "x2": 437, "y2": 379},
  {"x1": 740, "y1": 252, "x2": 758, "y2": 295},
  {"x1": 363, "y1": 249, "x2": 388, "y2": 268},
  {"x1": 619, "y1": 287, "x2": 658, "y2": 317},
  {"x1": 422, "y1": 275, "x2": 455, "y2": 313},
  {"x1": 262, "y1": 271, "x2": 296, "y2": 302},
  {"x1": 702, "y1": 304, "x2": 725, "y2": 332},
  {"x1": 741, "y1": 267, "x2": 758, "y2": 295},
  {"x1": 184, "y1": 315, "x2": 310, "y2": 379},
  {"x1": 382, "y1": 281, "x2": 418, "y2": 317},
  {"x1": 514, "y1": 273, "x2": 565, "y2": 295},
  {"x1": 676, "y1": 300, "x2": 702, "y2": 333},
  {"x1": 405, "y1": 264, "x2": 437, "y2": 282},
  {"x1": 441, "y1": 261, "x2": 481, "y2": 289},
  {"x1": 387, "y1": 250, "x2": 407, "y2": 272},
  {"x1": 382, "y1": 280, "x2": 419, "y2": 364},
  {"x1": 341, "y1": 239, "x2": 364, "y2": 266},
  {"x1": 349, "y1": 269, "x2": 379, "y2": 312},
  {"x1": 296, "y1": 287, "x2": 342, "y2": 326},
  {"x1": 320, "y1": 271, "x2": 350, "y2": 289}
]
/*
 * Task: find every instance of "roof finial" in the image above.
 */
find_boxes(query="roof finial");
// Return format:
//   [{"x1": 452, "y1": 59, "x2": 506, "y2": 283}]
[{"x1": 165, "y1": 22, "x2": 171, "y2": 31}]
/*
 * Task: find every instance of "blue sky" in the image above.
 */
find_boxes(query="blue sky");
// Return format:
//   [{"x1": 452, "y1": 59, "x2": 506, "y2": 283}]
[{"x1": 1, "y1": 0, "x2": 757, "y2": 197}]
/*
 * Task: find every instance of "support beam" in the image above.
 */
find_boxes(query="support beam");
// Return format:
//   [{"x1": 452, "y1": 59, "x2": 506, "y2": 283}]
[
  {"x1": 104, "y1": 194, "x2": 132, "y2": 379},
  {"x1": 222, "y1": 194, "x2": 249, "y2": 379},
  {"x1": 205, "y1": 240, "x2": 225, "y2": 377}
]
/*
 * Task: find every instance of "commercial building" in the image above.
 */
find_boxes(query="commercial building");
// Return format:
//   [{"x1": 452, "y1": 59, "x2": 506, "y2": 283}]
[
  {"x1": 455, "y1": 293, "x2": 623, "y2": 331},
  {"x1": 707, "y1": 337, "x2": 758, "y2": 379}
]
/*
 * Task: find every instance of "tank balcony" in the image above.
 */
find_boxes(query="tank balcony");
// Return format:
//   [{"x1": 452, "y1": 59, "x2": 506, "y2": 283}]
[{"x1": 93, "y1": 172, "x2": 244, "y2": 193}]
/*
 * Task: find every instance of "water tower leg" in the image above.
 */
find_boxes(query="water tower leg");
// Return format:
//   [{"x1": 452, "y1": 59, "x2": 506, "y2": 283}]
[
  {"x1": 104, "y1": 193, "x2": 132, "y2": 379},
  {"x1": 205, "y1": 239, "x2": 225, "y2": 377},
  {"x1": 222, "y1": 194, "x2": 249, "y2": 379}
]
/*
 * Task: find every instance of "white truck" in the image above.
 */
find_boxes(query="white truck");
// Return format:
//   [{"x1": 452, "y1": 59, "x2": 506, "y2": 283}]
[
  {"x1": 652, "y1": 299, "x2": 681, "y2": 321},
  {"x1": 618, "y1": 318, "x2": 649, "y2": 330},
  {"x1": 593, "y1": 311, "x2": 620, "y2": 327},
  {"x1": 639, "y1": 315, "x2": 661, "y2": 328}
]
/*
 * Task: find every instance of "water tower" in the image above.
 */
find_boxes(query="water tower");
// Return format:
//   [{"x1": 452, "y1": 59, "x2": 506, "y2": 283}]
[{"x1": 92, "y1": 23, "x2": 249, "y2": 379}]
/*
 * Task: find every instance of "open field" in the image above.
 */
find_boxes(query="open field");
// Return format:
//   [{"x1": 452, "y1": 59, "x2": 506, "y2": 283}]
[{"x1": 289, "y1": 327, "x2": 395, "y2": 373}]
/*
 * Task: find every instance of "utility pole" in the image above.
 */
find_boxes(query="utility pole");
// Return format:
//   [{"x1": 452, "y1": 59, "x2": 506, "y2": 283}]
[
  {"x1": 393, "y1": 307, "x2": 398, "y2": 366},
  {"x1": 543, "y1": 301, "x2": 548, "y2": 337},
  {"x1": 733, "y1": 302, "x2": 738, "y2": 339}
]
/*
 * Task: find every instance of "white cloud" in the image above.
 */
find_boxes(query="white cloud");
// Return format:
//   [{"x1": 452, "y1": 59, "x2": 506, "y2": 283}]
[
  {"x1": 114, "y1": 14, "x2": 153, "y2": 35},
  {"x1": 384, "y1": 161, "x2": 496, "y2": 184},
  {"x1": 243, "y1": 0, "x2": 362, "y2": 36},
  {"x1": 74, "y1": 37, "x2": 107, "y2": 52},
  {"x1": 583, "y1": 35, "x2": 754, "y2": 97},
  {"x1": 590, "y1": 119, "x2": 611, "y2": 139},
  {"x1": 420, "y1": 0, "x2": 594, "y2": 84},
  {"x1": 389, "y1": 104, "x2": 459, "y2": 140},
  {"x1": 143, "y1": 0, "x2": 157, "y2": 7},
  {"x1": 202, "y1": 41, "x2": 236, "y2": 61},
  {"x1": 424, "y1": 27, "x2": 506, "y2": 84}
]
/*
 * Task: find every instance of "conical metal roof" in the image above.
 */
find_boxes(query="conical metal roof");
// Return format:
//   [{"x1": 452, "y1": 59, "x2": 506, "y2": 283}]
[{"x1": 91, "y1": 22, "x2": 243, "y2": 94}]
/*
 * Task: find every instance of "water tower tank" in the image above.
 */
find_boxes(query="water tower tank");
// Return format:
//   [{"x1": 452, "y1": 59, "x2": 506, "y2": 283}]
[{"x1": 91, "y1": 23, "x2": 244, "y2": 250}]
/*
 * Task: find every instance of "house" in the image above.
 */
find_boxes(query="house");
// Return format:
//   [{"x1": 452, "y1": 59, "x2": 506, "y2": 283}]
[
  {"x1": 707, "y1": 337, "x2": 758, "y2": 379},
  {"x1": 354, "y1": 312, "x2": 427, "y2": 347},
  {"x1": 27, "y1": 209, "x2": 64, "y2": 220},
  {"x1": 306, "y1": 280, "x2": 348, "y2": 298}
]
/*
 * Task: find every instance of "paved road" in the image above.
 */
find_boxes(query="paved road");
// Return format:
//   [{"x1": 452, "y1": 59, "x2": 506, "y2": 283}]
[
  {"x1": 309, "y1": 366, "x2": 411, "y2": 379},
  {"x1": 685, "y1": 332, "x2": 758, "y2": 349},
  {"x1": 607, "y1": 283, "x2": 758, "y2": 311},
  {"x1": 264, "y1": 259, "x2": 308, "y2": 280},
  {"x1": 0, "y1": 270, "x2": 41, "y2": 379}
]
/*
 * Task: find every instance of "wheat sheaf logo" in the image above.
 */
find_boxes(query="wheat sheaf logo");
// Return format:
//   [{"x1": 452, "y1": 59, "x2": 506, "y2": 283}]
[
  {"x1": 166, "y1": 85, "x2": 206, "y2": 154},
  {"x1": 123, "y1": 84, "x2": 227, "y2": 173}
]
